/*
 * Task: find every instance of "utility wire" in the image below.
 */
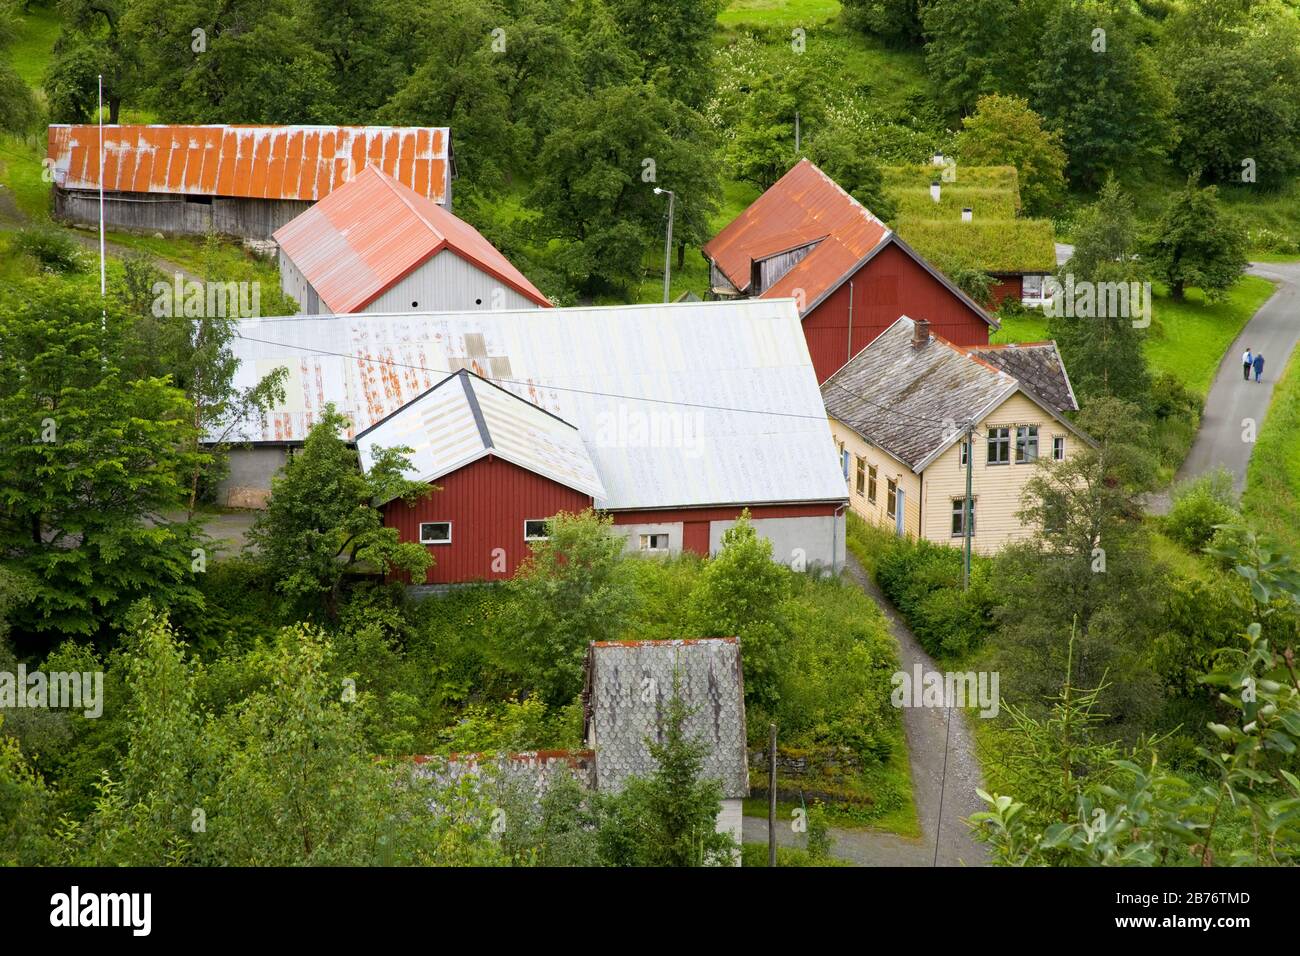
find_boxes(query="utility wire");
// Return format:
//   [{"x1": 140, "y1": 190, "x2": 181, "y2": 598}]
[{"x1": 233, "y1": 330, "x2": 974, "y2": 433}]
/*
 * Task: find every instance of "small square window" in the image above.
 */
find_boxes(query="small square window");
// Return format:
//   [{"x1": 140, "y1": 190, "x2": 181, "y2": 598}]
[
  {"x1": 639, "y1": 533, "x2": 670, "y2": 553},
  {"x1": 951, "y1": 497, "x2": 976, "y2": 537},
  {"x1": 419, "y1": 521, "x2": 452, "y2": 544},
  {"x1": 524, "y1": 519, "x2": 549, "y2": 541},
  {"x1": 1053, "y1": 436, "x2": 1066, "y2": 460}
]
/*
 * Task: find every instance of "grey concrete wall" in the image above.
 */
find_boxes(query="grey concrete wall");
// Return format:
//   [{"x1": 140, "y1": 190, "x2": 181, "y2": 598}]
[
  {"x1": 216, "y1": 446, "x2": 291, "y2": 508},
  {"x1": 611, "y1": 521, "x2": 683, "y2": 556},
  {"x1": 709, "y1": 514, "x2": 844, "y2": 576}
]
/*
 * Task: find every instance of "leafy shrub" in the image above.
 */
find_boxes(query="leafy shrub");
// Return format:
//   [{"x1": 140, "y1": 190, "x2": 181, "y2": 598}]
[
  {"x1": 1149, "y1": 371, "x2": 1201, "y2": 423},
  {"x1": 1164, "y1": 470, "x2": 1239, "y2": 552},
  {"x1": 876, "y1": 536, "x2": 996, "y2": 657},
  {"x1": 13, "y1": 222, "x2": 85, "y2": 274}
]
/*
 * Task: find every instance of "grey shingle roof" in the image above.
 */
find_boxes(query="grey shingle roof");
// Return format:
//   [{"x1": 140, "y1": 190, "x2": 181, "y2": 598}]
[
  {"x1": 822, "y1": 317, "x2": 1018, "y2": 471},
  {"x1": 966, "y1": 342, "x2": 1079, "y2": 414},
  {"x1": 583, "y1": 639, "x2": 749, "y2": 800}
]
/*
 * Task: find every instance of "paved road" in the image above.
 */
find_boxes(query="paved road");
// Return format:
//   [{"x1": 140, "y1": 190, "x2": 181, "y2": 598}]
[
  {"x1": 1165, "y1": 261, "x2": 1300, "y2": 501},
  {"x1": 745, "y1": 553, "x2": 989, "y2": 867}
]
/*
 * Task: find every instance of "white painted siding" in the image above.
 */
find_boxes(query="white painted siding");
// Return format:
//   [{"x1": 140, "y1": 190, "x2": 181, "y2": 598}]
[{"x1": 364, "y1": 250, "x2": 541, "y2": 314}]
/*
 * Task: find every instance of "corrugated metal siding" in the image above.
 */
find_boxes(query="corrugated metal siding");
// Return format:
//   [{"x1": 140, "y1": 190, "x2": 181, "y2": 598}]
[
  {"x1": 48, "y1": 124, "x2": 452, "y2": 204},
  {"x1": 224, "y1": 300, "x2": 851, "y2": 511},
  {"x1": 55, "y1": 189, "x2": 313, "y2": 239},
  {"x1": 366, "y1": 252, "x2": 542, "y2": 314},
  {"x1": 273, "y1": 166, "x2": 548, "y2": 313},
  {"x1": 384, "y1": 455, "x2": 593, "y2": 584},
  {"x1": 804, "y1": 243, "x2": 992, "y2": 383}
]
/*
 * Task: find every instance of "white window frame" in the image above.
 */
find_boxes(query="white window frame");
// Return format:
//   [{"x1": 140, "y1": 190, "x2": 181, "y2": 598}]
[
  {"x1": 524, "y1": 519, "x2": 549, "y2": 541},
  {"x1": 1053, "y1": 435, "x2": 1066, "y2": 461},
  {"x1": 639, "y1": 533, "x2": 670, "y2": 553},
  {"x1": 419, "y1": 521, "x2": 452, "y2": 545}
]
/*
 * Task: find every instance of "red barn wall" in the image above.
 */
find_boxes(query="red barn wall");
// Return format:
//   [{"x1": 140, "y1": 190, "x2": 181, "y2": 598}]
[
  {"x1": 383, "y1": 454, "x2": 592, "y2": 584},
  {"x1": 801, "y1": 241, "x2": 992, "y2": 383},
  {"x1": 988, "y1": 275, "x2": 1022, "y2": 306}
]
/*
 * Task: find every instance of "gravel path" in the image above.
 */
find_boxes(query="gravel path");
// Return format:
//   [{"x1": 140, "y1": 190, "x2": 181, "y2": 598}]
[{"x1": 745, "y1": 553, "x2": 989, "y2": 866}]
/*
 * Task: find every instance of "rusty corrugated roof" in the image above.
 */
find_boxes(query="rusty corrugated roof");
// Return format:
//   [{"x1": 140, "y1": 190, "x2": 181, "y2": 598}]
[
  {"x1": 702, "y1": 158, "x2": 891, "y2": 307},
  {"x1": 46, "y1": 124, "x2": 452, "y2": 203},
  {"x1": 273, "y1": 165, "x2": 549, "y2": 313}
]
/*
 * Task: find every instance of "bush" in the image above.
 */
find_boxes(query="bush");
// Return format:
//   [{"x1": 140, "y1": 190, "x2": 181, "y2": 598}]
[
  {"x1": 875, "y1": 536, "x2": 996, "y2": 657},
  {"x1": 13, "y1": 222, "x2": 85, "y2": 274},
  {"x1": 1150, "y1": 371, "x2": 1201, "y2": 423},
  {"x1": 1164, "y1": 470, "x2": 1240, "y2": 553}
]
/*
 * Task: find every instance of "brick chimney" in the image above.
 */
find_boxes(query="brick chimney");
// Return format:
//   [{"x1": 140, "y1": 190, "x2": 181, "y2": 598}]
[{"x1": 911, "y1": 319, "x2": 931, "y2": 348}]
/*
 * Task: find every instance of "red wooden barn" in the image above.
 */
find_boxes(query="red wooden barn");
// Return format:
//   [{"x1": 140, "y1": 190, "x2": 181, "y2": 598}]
[{"x1": 702, "y1": 159, "x2": 999, "y2": 383}]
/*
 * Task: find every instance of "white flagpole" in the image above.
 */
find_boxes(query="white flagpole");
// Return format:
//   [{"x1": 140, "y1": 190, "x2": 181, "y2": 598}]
[{"x1": 98, "y1": 74, "x2": 106, "y2": 301}]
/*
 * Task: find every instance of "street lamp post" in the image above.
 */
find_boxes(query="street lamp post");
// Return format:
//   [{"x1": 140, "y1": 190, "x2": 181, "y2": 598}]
[{"x1": 654, "y1": 186, "x2": 675, "y2": 304}]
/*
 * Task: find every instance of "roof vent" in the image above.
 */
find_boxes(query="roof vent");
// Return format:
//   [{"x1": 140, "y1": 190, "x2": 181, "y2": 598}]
[
  {"x1": 912, "y1": 319, "x2": 931, "y2": 349},
  {"x1": 930, "y1": 180, "x2": 941, "y2": 203},
  {"x1": 961, "y1": 207, "x2": 973, "y2": 222}
]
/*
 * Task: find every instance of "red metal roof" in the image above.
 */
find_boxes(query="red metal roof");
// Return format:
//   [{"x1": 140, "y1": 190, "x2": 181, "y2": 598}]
[
  {"x1": 273, "y1": 165, "x2": 550, "y2": 313},
  {"x1": 702, "y1": 159, "x2": 891, "y2": 310},
  {"x1": 46, "y1": 124, "x2": 452, "y2": 203}
]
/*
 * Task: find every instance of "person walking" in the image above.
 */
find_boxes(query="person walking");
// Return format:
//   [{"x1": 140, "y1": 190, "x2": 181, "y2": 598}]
[
  {"x1": 1254, "y1": 353, "x2": 1265, "y2": 383},
  {"x1": 1243, "y1": 347, "x2": 1253, "y2": 381}
]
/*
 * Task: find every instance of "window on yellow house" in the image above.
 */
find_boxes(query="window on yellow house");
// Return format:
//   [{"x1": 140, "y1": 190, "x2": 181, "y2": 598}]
[
  {"x1": 855, "y1": 456, "x2": 866, "y2": 495},
  {"x1": 867, "y1": 464, "x2": 877, "y2": 503},
  {"x1": 886, "y1": 479, "x2": 897, "y2": 518}
]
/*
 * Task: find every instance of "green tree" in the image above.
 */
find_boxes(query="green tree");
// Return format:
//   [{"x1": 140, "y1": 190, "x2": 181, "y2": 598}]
[
  {"x1": 842, "y1": 0, "x2": 928, "y2": 46},
  {"x1": 502, "y1": 510, "x2": 636, "y2": 706},
  {"x1": 1145, "y1": 178, "x2": 1247, "y2": 303},
  {"x1": 1030, "y1": 1, "x2": 1172, "y2": 187},
  {"x1": 0, "y1": 282, "x2": 204, "y2": 639},
  {"x1": 1049, "y1": 179, "x2": 1151, "y2": 405},
  {"x1": 807, "y1": 127, "x2": 897, "y2": 220},
  {"x1": 955, "y1": 94, "x2": 1067, "y2": 216},
  {"x1": 995, "y1": 398, "x2": 1162, "y2": 723},
  {"x1": 687, "y1": 511, "x2": 792, "y2": 711},
  {"x1": 608, "y1": 0, "x2": 721, "y2": 109},
  {"x1": 247, "y1": 406, "x2": 433, "y2": 617},
  {"x1": 726, "y1": 64, "x2": 828, "y2": 193},
  {"x1": 529, "y1": 81, "x2": 718, "y2": 295},
  {"x1": 0, "y1": 1, "x2": 38, "y2": 133},
  {"x1": 1168, "y1": 9, "x2": 1300, "y2": 188},
  {"x1": 921, "y1": 0, "x2": 1022, "y2": 117},
  {"x1": 46, "y1": 0, "x2": 134, "y2": 122}
]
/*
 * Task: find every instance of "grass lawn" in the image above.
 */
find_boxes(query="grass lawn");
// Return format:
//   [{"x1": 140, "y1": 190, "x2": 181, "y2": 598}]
[
  {"x1": 720, "y1": 0, "x2": 842, "y2": 27},
  {"x1": 0, "y1": 134, "x2": 50, "y2": 220},
  {"x1": 11, "y1": 5, "x2": 60, "y2": 90},
  {"x1": 1243, "y1": 345, "x2": 1300, "y2": 556},
  {"x1": 991, "y1": 274, "x2": 1276, "y2": 399}
]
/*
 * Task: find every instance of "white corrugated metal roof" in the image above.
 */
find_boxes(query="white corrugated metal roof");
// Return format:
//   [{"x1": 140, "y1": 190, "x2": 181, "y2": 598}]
[
  {"x1": 222, "y1": 299, "x2": 848, "y2": 511},
  {"x1": 355, "y1": 370, "x2": 606, "y2": 500}
]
